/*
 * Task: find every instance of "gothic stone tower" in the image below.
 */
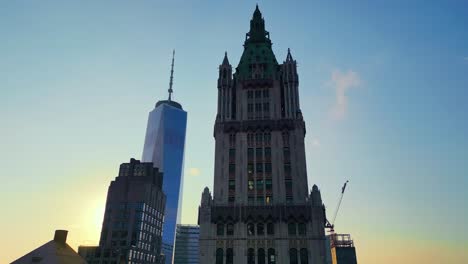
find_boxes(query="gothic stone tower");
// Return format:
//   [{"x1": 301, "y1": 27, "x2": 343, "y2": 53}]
[{"x1": 199, "y1": 6, "x2": 327, "y2": 264}]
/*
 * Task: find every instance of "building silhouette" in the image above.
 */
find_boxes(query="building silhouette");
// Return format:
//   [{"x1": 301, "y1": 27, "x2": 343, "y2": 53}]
[
  {"x1": 79, "y1": 158, "x2": 166, "y2": 264},
  {"x1": 142, "y1": 51, "x2": 187, "y2": 264},
  {"x1": 198, "y1": 5, "x2": 328, "y2": 264},
  {"x1": 13, "y1": 230, "x2": 86, "y2": 264},
  {"x1": 173, "y1": 225, "x2": 199, "y2": 264}
]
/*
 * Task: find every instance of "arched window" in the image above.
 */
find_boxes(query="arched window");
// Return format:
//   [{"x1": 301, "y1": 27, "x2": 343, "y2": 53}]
[
  {"x1": 226, "y1": 248, "x2": 233, "y2": 264},
  {"x1": 289, "y1": 248, "x2": 298, "y2": 264},
  {"x1": 247, "y1": 223, "x2": 255, "y2": 236},
  {"x1": 300, "y1": 248, "x2": 308, "y2": 264},
  {"x1": 268, "y1": 248, "x2": 276, "y2": 264},
  {"x1": 216, "y1": 248, "x2": 223, "y2": 264},
  {"x1": 258, "y1": 248, "x2": 265, "y2": 264},
  {"x1": 257, "y1": 223, "x2": 265, "y2": 235},
  {"x1": 217, "y1": 223, "x2": 224, "y2": 236},
  {"x1": 267, "y1": 223, "x2": 274, "y2": 235},
  {"x1": 227, "y1": 223, "x2": 234, "y2": 236},
  {"x1": 247, "y1": 248, "x2": 255, "y2": 264}
]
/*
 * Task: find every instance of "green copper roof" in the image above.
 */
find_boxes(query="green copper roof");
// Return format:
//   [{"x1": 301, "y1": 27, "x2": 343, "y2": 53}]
[{"x1": 235, "y1": 5, "x2": 279, "y2": 80}]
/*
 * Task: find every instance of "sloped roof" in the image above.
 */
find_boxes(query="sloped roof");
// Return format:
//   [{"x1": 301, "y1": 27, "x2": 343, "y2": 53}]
[{"x1": 12, "y1": 240, "x2": 87, "y2": 264}]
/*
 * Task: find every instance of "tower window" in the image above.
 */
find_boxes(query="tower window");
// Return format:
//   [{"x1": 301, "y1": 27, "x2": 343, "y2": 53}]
[
  {"x1": 265, "y1": 179, "x2": 272, "y2": 191},
  {"x1": 256, "y1": 148, "x2": 263, "y2": 161},
  {"x1": 247, "y1": 223, "x2": 255, "y2": 236},
  {"x1": 229, "y1": 148, "x2": 236, "y2": 162},
  {"x1": 248, "y1": 248, "x2": 255, "y2": 264},
  {"x1": 268, "y1": 248, "x2": 276, "y2": 264},
  {"x1": 288, "y1": 223, "x2": 297, "y2": 236},
  {"x1": 227, "y1": 223, "x2": 234, "y2": 236},
  {"x1": 255, "y1": 90, "x2": 262, "y2": 98},
  {"x1": 248, "y1": 164, "x2": 254, "y2": 176},
  {"x1": 217, "y1": 223, "x2": 224, "y2": 236},
  {"x1": 267, "y1": 223, "x2": 274, "y2": 235},
  {"x1": 229, "y1": 164, "x2": 235, "y2": 174},
  {"x1": 228, "y1": 180, "x2": 235, "y2": 191},
  {"x1": 258, "y1": 248, "x2": 266, "y2": 264},
  {"x1": 300, "y1": 249, "x2": 308, "y2": 264},
  {"x1": 265, "y1": 147, "x2": 271, "y2": 161},
  {"x1": 256, "y1": 163, "x2": 263, "y2": 173},
  {"x1": 216, "y1": 248, "x2": 223, "y2": 264},
  {"x1": 248, "y1": 180, "x2": 254, "y2": 191},
  {"x1": 248, "y1": 148, "x2": 254, "y2": 161},
  {"x1": 289, "y1": 248, "x2": 298, "y2": 264},
  {"x1": 263, "y1": 89, "x2": 269, "y2": 98},
  {"x1": 226, "y1": 248, "x2": 234, "y2": 264},
  {"x1": 256, "y1": 180, "x2": 264, "y2": 190},
  {"x1": 257, "y1": 223, "x2": 265, "y2": 236},
  {"x1": 298, "y1": 223, "x2": 306, "y2": 236}
]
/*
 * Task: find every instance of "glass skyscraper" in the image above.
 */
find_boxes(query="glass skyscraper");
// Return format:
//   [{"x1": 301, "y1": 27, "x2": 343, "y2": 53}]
[
  {"x1": 173, "y1": 225, "x2": 199, "y2": 264},
  {"x1": 142, "y1": 99, "x2": 187, "y2": 264}
]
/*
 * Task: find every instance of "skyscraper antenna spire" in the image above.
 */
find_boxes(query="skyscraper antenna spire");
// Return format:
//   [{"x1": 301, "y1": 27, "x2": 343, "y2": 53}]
[{"x1": 168, "y1": 49, "x2": 175, "y2": 101}]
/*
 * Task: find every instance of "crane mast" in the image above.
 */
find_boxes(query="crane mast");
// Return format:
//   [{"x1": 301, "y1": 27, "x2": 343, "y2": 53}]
[{"x1": 325, "y1": 180, "x2": 349, "y2": 233}]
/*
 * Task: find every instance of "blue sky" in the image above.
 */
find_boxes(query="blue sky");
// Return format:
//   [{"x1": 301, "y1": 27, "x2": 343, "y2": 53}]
[{"x1": 1, "y1": 1, "x2": 467, "y2": 263}]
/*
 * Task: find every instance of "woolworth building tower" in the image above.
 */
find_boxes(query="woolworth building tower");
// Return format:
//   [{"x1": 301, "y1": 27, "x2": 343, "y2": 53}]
[{"x1": 199, "y1": 5, "x2": 327, "y2": 264}]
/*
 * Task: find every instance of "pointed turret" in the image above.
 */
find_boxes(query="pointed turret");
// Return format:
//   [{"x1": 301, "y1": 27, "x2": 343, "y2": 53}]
[
  {"x1": 222, "y1": 51, "x2": 230, "y2": 66},
  {"x1": 236, "y1": 5, "x2": 278, "y2": 80},
  {"x1": 286, "y1": 48, "x2": 294, "y2": 62},
  {"x1": 218, "y1": 52, "x2": 234, "y2": 121},
  {"x1": 281, "y1": 48, "x2": 300, "y2": 118},
  {"x1": 246, "y1": 5, "x2": 270, "y2": 45}
]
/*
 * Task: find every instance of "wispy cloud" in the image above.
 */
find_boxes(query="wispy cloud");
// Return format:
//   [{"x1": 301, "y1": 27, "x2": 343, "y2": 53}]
[
  {"x1": 329, "y1": 69, "x2": 362, "y2": 119},
  {"x1": 188, "y1": 167, "x2": 201, "y2": 177}
]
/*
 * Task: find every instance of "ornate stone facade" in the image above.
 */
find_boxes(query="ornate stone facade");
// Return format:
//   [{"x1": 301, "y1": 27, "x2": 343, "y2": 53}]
[{"x1": 199, "y1": 6, "x2": 327, "y2": 264}]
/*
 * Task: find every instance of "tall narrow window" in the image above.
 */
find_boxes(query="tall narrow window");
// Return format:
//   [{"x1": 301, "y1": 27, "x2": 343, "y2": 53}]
[
  {"x1": 256, "y1": 163, "x2": 263, "y2": 173},
  {"x1": 229, "y1": 148, "x2": 235, "y2": 163},
  {"x1": 227, "y1": 223, "x2": 234, "y2": 236},
  {"x1": 248, "y1": 248, "x2": 255, "y2": 264},
  {"x1": 298, "y1": 223, "x2": 306, "y2": 236},
  {"x1": 257, "y1": 223, "x2": 265, "y2": 235},
  {"x1": 216, "y1": 248, "x2": 224, "y2": 264},
  {"x1": 248, "y1": 180, "x2": 255, "y2": 191},
  {"x1": 300, "y1": 248, "x2": 308, "y2": 264},
  {"x1": 258, "y1": 248, "x2": 265, "y2": 264},
  {"x1": 268, "y1": 248, "x2": 276, "y2": 264},
  {"x1": 228, "y1": 180, "x2": 235, "y2": 191},
  {"x1": 217, "y1": 223, "x2": 224, "y2": 236},
  {"x1": 248, "y1": 148, "x2": 254, "y2": 161},
  {"x1": 256, "y1": 148, "x2": 263, "y2": 161},
  {"x1": 247, "y1": 223, "x2": 255, "y2": 236},
  {"x1": 226, "y1": 248, "x2": 234, "y2": 264},
  {"x1": 265, "y1": 179, "x2": 272, "y2": 191},
  {"x1": 289, "y1": 248, "x2": 298, "y2": 264},
  {"x1": 288, "y1": 223, "x2": 296, "y2": 236},
  {"x1": 248, "y1": 163, "x2": 254, "y2": 176},
  {"x1": 263, "y1": 103, "x2": 270, "y2": 118},
  {"x1": 265, "y1": 147, "x2": 271, "y2": 161},
  {"x1": 267, "y1": 223, "x2": 274, "y2": 235},
  {"x1": 256, "y1": 180, "x2": 264, "y2": 190}
]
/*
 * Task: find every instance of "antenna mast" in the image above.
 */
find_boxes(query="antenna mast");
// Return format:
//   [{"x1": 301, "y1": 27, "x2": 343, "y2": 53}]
[{"x1": 168, "y1": 49, "x2": 175, "y2": 101}]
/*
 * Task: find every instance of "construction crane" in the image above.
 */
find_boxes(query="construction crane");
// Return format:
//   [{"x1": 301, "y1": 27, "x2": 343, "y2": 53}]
[{"x1": 325, "y1": 180, "x2": 349, "y2": 234}]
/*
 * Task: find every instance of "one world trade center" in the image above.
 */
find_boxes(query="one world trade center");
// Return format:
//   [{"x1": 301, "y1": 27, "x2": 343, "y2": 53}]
[{"x1": 142, "y1": 50, "x2": 187, "y2": 264}]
